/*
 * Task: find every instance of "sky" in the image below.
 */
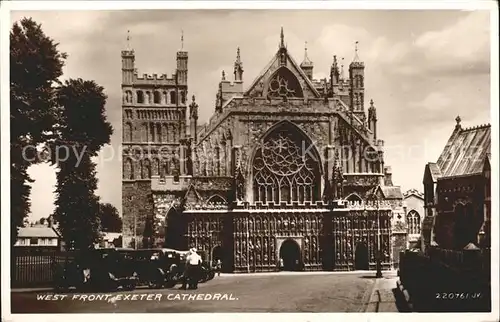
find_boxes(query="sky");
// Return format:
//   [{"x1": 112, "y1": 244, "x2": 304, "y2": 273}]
[{"x1": 9, "y1": 9, "x2": 491, "y2": 221}]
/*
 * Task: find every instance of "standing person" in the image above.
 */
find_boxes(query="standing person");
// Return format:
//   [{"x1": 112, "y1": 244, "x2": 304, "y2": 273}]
[
  {"x1": 187, "y1": 248, "x2": 202, "y2": 289},
  {"x1": 216, "y1": 259, "x2": 222, "y2": 277}
]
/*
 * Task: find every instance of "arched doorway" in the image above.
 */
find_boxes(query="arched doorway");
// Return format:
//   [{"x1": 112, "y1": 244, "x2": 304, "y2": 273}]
[
  {"x1": 211, "y1": 246, "x2": 223, "y2": 263},
  {"x1": 354, "y1": 242, "x2": 369, "y2": 270},
  {"x1": 279, "y1": 239, "x2": 301, "y2": 271}
]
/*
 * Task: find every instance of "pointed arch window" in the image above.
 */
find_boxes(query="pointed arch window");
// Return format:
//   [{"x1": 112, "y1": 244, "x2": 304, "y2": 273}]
[
  {"x1": 124, "y1": 122, "x2": 133, "y2": 142},
  {"x1": 407, "y1": 210, "x2": 421, "y2": 235},
  {"x1": 252, "y1": 122, "x2": 320, "y2": 204},
  {"x1": 137, "y1": 91, "x2": 144, "y2": 104},
  {"x1": 142, "y1": 159, "x2": 152, "y2": 179},
  {"x1": 124, "y1": 158, "x2": 134, "y2": 180},
  {"x1": 154, "y1": 91, "x2": 161, "y2": 104},
  {"x1": 170, "y1": 91, "x2": 177, "y2": 105},
  {"x1": 266, "y1": 67, "x2": 303, "y2": 98}
]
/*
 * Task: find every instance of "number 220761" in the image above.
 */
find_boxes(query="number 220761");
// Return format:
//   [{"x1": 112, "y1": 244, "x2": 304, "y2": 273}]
[{"x1": 435, "y1": 292, "x2": 482, "y2": 300}]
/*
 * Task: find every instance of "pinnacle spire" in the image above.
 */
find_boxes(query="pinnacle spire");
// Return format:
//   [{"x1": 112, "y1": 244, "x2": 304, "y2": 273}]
[
  {"x1": 340, "y1": 57, "x2": 345, "y2": 80},
  {"x1": 126, "y1": 30, "x2": 131, "y2": 49},
  {"x1": 280, "y1": 26, "x2": 285, "y2": 48},
  {"x1": 301, "y1": 41, "x2": 313, "y2": 66},
  {"x1": 234, "y1": 47, "x2": 244, "y2": 82},
  {"x1": 181, "y1": 30, "x2": 184, "y2": 50},
  {"x1": 236, "y1": 47, "x2": 241, "y2": 63},
  {"x1": 353, "y1": 41, "x2": 360, "y2": 62}
]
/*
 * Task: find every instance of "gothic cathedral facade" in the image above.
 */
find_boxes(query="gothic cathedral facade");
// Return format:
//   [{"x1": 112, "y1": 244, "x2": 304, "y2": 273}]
[{"x1": 122, "y1": 29, "x2": 406, "y2": 272}]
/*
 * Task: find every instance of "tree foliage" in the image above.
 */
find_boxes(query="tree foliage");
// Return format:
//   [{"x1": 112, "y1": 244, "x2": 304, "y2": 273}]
[
  {"x1": 10, "y1": 18, "x2": 67, "y2": 245},
  {"x1": 52, "y1": 79, "x2": 113, "y2": 250},
  {"x1": 98, "y1": 203, "x2": 122, "y2": 233}
]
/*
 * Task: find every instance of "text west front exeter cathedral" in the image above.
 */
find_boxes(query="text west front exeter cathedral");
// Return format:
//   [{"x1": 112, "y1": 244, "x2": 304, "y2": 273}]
[{"x1": 121, "y1": 29, "x2": 407, "y2": 273}]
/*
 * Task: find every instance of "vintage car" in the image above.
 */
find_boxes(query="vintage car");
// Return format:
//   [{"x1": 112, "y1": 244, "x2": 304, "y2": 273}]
[
  {"x1": 53, "y1": 248, "x2": 139, "y2": 292},
  {"x1": 123, "y1": 248, "x2": 183, "y2": 288}
]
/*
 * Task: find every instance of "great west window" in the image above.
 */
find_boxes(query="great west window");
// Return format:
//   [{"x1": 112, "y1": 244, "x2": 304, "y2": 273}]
[{"x1": 252, "y1": 122, "x2": 320, "y2": 204}]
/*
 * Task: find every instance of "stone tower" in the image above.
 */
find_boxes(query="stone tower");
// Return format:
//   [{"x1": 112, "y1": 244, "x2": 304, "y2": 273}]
[{"x1": 121, "y1": 36, "x2": 188, "y2": 248}]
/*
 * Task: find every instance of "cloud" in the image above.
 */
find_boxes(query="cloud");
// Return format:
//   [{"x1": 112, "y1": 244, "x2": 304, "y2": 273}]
[
  {"x1": 390, "y1": 11, "x2": 490, "y2": 77},
  {"x1": 409, "y1": 92, "x2": 452, "y2": 111}
]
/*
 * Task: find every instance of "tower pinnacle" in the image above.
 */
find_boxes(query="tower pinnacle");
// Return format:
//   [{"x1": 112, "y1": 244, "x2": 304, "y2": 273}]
[
  {"x1": 353, "y1": 41, "x2": 360, "y2": 62},
  {"x1": 181, "y1": 30, "x2": 184, "y2": 50},
  {"x1": 300, "y1": 40, "x2": 314, "y2": 80},
  {"x1": 301, "y1": 41, "x2": 313, "y2": 66},
  {"x1": 234, "y1": 47, "x2": 244, "y2": 82},
  {"x1": 126, "y1": 30, "x2": 131, "y2": 49}
]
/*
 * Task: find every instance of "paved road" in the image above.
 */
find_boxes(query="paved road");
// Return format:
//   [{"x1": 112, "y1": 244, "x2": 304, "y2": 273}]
[{"x1": 11, "y1": 271, "x2": 399, "y2": 313}]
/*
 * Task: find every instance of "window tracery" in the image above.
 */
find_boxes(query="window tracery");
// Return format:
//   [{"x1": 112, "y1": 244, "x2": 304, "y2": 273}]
[
  {"x1": 266, "y1": 67, "x2": 303, "y2": 98},
  {"x1": 253, "y1": 124, "x2": 320, "y2": 204},
  {"x1": 407, "y1": 210, "x2": 421, "y2": 235}
]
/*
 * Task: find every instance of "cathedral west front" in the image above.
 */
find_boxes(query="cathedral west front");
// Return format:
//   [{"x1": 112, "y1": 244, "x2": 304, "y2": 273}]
[{"x1": 121, "y1": 29, "x2": 406, "y2": 272}]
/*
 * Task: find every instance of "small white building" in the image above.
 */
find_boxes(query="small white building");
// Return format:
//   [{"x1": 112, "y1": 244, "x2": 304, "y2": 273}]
[{"x1": 15, "y1": 227, "x2": 61, "y2": 248}]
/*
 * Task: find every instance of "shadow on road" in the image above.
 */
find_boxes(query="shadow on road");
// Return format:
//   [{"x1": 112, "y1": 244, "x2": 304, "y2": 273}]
[
  {"x1": 391, "y1": 287, "x2": 412, "y2": 312},
  {"x1": 359, "y1": 275, "x2": 378, "y2": 279}
]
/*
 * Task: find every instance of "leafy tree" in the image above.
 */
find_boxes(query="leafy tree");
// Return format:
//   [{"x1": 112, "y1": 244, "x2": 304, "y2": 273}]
[
  {"x1": 98, "y1": 203, "x2": 123, "y2": 233},
  {"x1": 39, "y1": 217, "x2": 47, "y2": 225},
  {"x1": 10, "y1": 18, "x2": 67, "y2": 245},
  {"x1": 52, "y1": 79, "x2": 113, "y2": 250}
]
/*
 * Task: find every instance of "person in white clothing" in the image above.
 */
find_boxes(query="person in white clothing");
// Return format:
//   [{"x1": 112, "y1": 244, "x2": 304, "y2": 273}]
[{"x1": 185, "y1": 248, "x2": 202, "y2": 289}]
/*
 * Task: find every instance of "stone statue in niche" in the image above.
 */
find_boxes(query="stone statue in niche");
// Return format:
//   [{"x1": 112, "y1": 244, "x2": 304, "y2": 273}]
[
  {"x1": 235, "y1": 166, "x2": 245, "y2": 201},
  {"x1": 280, "y1": 51, "x2": 286, "y2": 65}
]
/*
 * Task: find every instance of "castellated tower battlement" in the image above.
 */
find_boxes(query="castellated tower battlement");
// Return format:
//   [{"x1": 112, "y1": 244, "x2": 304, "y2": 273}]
[{"x1": 134, "y1": 73, "x2": 177, "y2": 84}]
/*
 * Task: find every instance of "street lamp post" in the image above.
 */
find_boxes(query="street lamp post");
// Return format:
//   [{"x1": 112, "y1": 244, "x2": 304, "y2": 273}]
[{"x1": 375, "y1": 198, "x2": 383, "y2": 278}]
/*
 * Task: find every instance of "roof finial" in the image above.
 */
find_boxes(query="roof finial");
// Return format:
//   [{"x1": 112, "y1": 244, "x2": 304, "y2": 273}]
[
  {"x1": 236, "y1": 47, "x2": 241, "y2": 63},
  {"x1": 353, "y1": 41, "x2": 360, "y2": 62},
  {"x1": 280, "y1": 26, "x2": 285, "y2": 48},
  {"x1": 181, "y1": 29, "x2": 184, "y2": 50},
  {"x1": 222, "y1": 70, "x2": 226, "y2": 81},
  {"x1": 340, "y1": 57, "x2": 345, "y2": 80},
  {"x1": 126, "y1": 30, "x2": 131, "y2": 49}
]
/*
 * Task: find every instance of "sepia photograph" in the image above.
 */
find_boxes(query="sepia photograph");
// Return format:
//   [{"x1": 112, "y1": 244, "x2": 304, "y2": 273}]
[{"x1": 1, "y1": 1, "x2": 498, "y2": 320}]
